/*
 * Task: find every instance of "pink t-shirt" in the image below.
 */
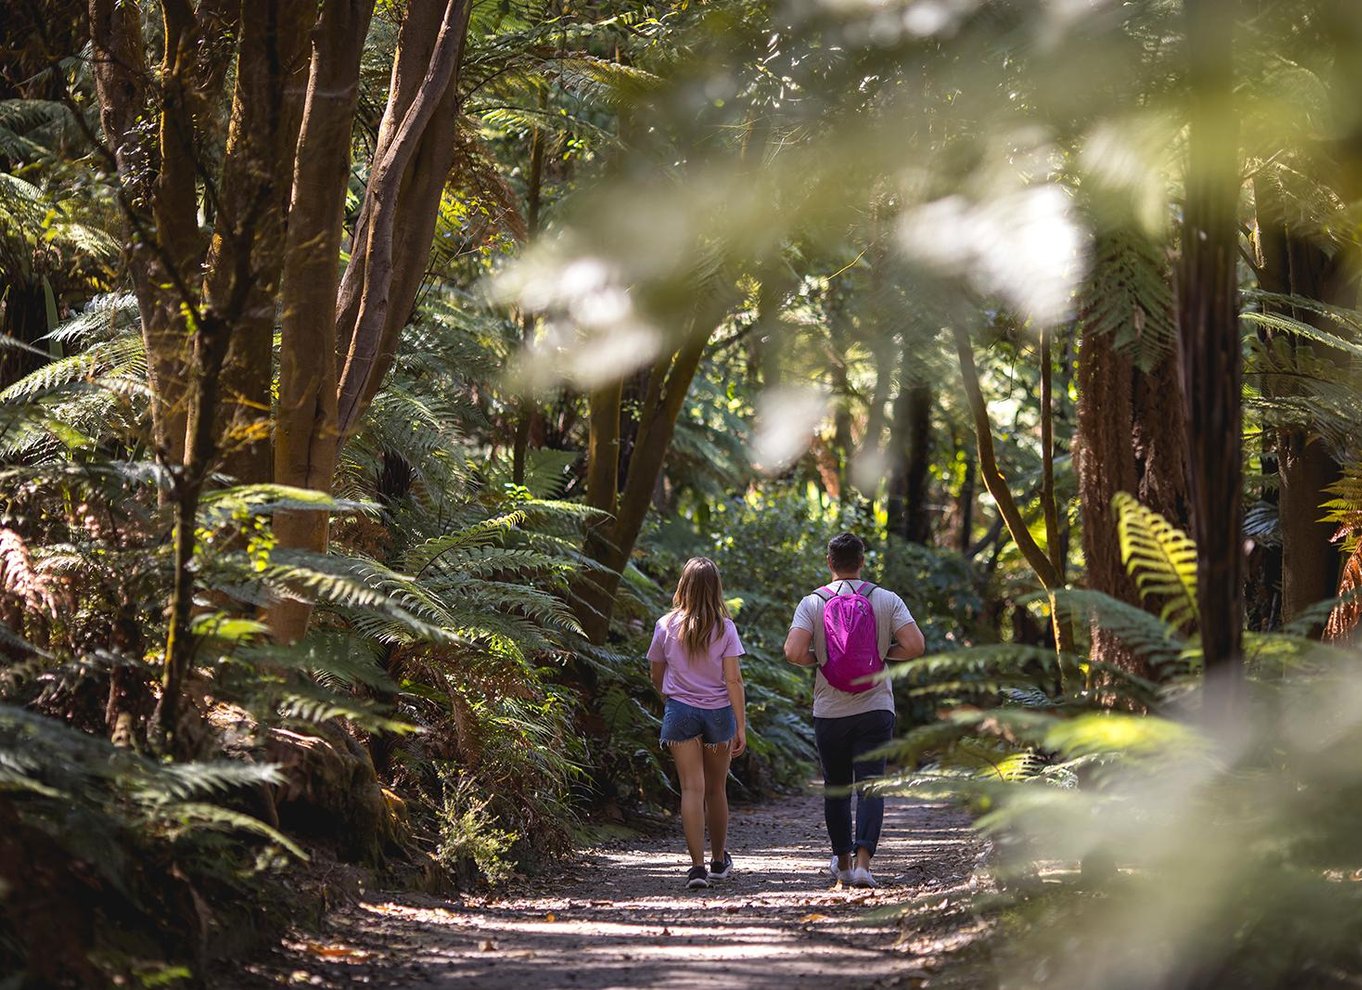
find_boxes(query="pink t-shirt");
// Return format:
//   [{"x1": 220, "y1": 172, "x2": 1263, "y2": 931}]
[{"x1": 647, "y1": 613, "x2": 745, "y2": 710}]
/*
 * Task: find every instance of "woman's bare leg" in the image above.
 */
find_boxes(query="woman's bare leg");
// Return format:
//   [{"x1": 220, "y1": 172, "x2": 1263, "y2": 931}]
[
  {"x1": 670, "y1": 738, "x2": 706, "y2": 866},
  {"x1": 702, "y1": 742, "x2": 732, "y2": 862}
]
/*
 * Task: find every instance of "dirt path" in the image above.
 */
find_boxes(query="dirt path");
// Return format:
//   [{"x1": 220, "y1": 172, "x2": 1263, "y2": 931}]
[{"x1": 227, "y1": 793, "x2": 987, "y2": 989}]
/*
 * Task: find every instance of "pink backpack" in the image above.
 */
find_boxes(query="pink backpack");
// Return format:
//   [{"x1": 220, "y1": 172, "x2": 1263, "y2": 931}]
[{"x1": 814, "y1": 581, "x2": 883, "y2": 693}]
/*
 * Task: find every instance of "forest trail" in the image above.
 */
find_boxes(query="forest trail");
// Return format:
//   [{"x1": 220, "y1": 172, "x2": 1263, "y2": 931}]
[{"x1": 227, "y1": 793, "x2": 986, "y2": 990}]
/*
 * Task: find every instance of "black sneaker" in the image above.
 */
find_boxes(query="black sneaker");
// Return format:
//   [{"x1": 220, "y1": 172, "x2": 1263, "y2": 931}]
[
  {"x1": 710, "y1": 851, "x2": 734, "y2": 879},
  {"x1": 686, "y1": 864, "x2": 709, "y2": 889}
]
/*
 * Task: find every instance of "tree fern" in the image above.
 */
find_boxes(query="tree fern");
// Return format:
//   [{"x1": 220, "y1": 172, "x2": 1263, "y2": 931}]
[{"x1": 1079, "y1": 229, "x2": 1177, "y2": 372}]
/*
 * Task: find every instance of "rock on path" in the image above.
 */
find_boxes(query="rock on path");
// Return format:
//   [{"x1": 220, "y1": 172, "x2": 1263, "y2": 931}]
[{"x1": 227, "y1": 793, "x2": 985, "y2": 989}]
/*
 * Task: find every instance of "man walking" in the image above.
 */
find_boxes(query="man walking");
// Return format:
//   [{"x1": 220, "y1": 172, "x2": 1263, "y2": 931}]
[{"x1": 784, "y1": 532, "x2": 925, "y2": 888}]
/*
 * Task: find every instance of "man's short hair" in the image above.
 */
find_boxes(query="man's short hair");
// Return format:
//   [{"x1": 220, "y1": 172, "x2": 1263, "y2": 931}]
[{"x1": 827, "y1": 532, "x2": 866, "y2": 572}]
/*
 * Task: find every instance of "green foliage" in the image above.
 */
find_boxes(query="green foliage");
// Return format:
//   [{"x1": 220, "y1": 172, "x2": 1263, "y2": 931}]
[
  {"x1": 0, "y1": 704, "x2": 303, "y2": 983},
  {"x1": 1080, "y1": 229, "x2": 1178, "y2": 372},
  {"x1": 874, "y1": 492, "x2": 1362, "y2": 988},
  {"x1": 1114, "y1": 490, "x2": 1199, "y2": 629},
  {"x1": 435, "y1": 771, "x2": 518, "y2": 886}
]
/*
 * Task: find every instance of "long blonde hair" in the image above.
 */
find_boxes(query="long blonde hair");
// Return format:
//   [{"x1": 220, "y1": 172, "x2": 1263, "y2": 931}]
[{"x1": 671, "y1": 557, "x2": 730, "y2": 659}]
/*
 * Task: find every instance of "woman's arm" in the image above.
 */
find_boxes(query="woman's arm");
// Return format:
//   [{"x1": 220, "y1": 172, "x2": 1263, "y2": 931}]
[
  {"x1": 723, "y1": 655, "x2": 747, "y2": 756},
  {"x1": 650, "y1": 660, "x2": 667, "y2": 696}
]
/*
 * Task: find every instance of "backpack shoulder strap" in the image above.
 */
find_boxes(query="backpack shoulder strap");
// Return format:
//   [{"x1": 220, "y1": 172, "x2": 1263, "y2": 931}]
[
  {"x1": 813, "y1": 586, "x2": 836, "y2": 602},
  {"x1": 855, "y1": 581, "x2": 877, "y2": 597}
]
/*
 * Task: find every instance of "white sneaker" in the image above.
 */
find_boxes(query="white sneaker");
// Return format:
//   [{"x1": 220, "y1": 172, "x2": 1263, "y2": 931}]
[
  {"x1": 827, "y1": 856, "x2": 852, "y2": 883},
  {"x1": 849, "y1": 864, "x2": 877, "y2": 888}
]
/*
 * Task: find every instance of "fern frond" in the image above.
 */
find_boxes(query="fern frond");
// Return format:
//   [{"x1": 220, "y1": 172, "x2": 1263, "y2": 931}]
[
  {"x1": 1113, "y1": 492, "x2": 1198, "y2": 628},
  {"x1": 164, "y1": 802, "x2": 309, "y2": 860},
  {"x1": 1049, "y1": 588, "x2": 1187, "y2": 668},
  {"x1": 276, "y1": 682, "x2": 421, "y2": 735},
  {"x1": 135, "y1": 761, "x2": 283, "y2": 803},
  {"x1": 1079, "y1": 229, "x2": 1177, "y2": 372},
  {"x1": 1240, "y1": 310, "x2": 1362, "y2": 361}
]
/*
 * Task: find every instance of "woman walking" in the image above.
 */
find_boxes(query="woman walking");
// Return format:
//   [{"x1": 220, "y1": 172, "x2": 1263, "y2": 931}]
[{"x1": 647, "y1": 557, "x2": 747, "y2": 889}]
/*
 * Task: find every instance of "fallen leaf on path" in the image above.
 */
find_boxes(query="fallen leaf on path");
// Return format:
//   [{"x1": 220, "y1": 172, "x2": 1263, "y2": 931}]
[
  {"x1": 545, "y1": 912, "x2": 557, "y2": 922},
  {"x1": 799, "y1": 913, "x2": 831, "y2": 923},
  {"x1": 480, "y1": 939, "x2": 498, "y2": 951},
  {"x1": 301, "y1": 941, "x2": 372, "y2": 960}
]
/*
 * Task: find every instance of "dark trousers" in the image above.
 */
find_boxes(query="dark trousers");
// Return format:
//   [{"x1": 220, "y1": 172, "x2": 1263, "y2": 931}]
[{"x1": 813, "y1": 709, "x2": 895, "y2": 857}]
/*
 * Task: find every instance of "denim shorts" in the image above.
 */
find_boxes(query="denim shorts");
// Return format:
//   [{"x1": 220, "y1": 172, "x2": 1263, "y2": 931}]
[{"x1": 660, "y1": 699, "x2": 737, "y2": 748}]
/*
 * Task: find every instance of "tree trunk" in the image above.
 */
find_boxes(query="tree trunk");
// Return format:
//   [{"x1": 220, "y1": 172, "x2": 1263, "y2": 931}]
[
  {"x1": 902, "y1": 382, "x2": 933, "y2": 544},
  {"x1": 574, "y1": 331, "x2": 712, "y2": 644},
  {"x1": 512, "y1": 92, "x2": 549, "y2": 486},
  {"x1": 0, "y1": 281, "x2": 49, "y2": 389},
  {"x1": 268, "y1": 0, "x2": 472, "y2": 642},
  {"x1": 954, "y1": 325, "x2": 1062, "y2": 593},
  {"x1": 954, "y1": 324, "x2": 1074, "y2": 673},
  {"x1": 957, "y1": 442, "x2": 976, "y2": 554},
  {"x1": 335, "y1": 0, "x2": 474, "y2": 438},
  {"x1": 208, "y1": 0, "x2": 315, "y2": 483},
  {"x1": 1253, "y1": 179, "x2": 1348, "y2": 629},
  {"x1": 574, "y1": 379, "x2": 623, "y2": 640},
  {"x1": 1180, "y1": 0, "x2": 1243, "y2": 701},
  {"x1": 269, "y1": 0, "x2": 376, "y2": 644},
  {"x1": 1039, "y1": 326, "x2": 1064, "y2": 580},
  {"x1": 1075, "y1": 302, "x2": 1190, "y2": 676},
  {"x1": 87, "y1": 0, "x2": 194, "y2": 462}
]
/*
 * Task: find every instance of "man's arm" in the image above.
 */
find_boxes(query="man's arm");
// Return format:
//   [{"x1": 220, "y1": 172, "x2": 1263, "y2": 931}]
[
  {"x1": 784, "y1": 627, "x2": 817, "y2": 667},
  {"x1": 885, "y1": 621, "x2": 926, "y2": 662}
]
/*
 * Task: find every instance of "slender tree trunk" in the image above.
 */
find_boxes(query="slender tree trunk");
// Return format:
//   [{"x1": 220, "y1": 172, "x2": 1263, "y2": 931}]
[
  {"x1": 209, "y1": 0, "x2": 314, "y2": 483},
  {"x1": 87, "y1": 0, "x2": 195, "y2": 462},
  {"x1": 1039, "y1": 327, "x2": 1064, "y2": 580},
  {"x1": 335, "y1": 0, "x2": 474, "y2": 438},
  {"x1": 574, "y1": 331, "x2": 711, "y2": 644},
  {"x1": 903, "y1": 382, "x2": 932, "y2": 544},
  {"x1": 953, "y1": 324, "x2": 1073, "y2": 667},
  {"x1": 886, "y1": 378, "x2": 908, "y2": 538},
  {"x1": 827, "y1": 304, "x2": 856, "y2": 498},
  {"x1": 159, "y1": 314, "x2": 232, "y2": 755},
  {"x1": 957, "y1": 442, "x2": 976, "y2": 554},
  {"x1": 269, "y1": 0, "x2": 376, "y2": 644},
  {"x1": 512, "y1": 94, "x2": 548, "y2": 486},
  {"x1": 954, "y1": 326, "x2": 1062, "y2": 591},
  {"x1": 574, "y1": 379, "x2": 623, "y2": 638},
  {"x1": 1180, "y1": 0, "x2": 1243, "y2": 700}
]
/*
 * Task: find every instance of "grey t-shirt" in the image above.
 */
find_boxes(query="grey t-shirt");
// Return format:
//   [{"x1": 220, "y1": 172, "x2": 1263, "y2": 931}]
[{"x1": 790, "y1": 580, "x2": 916, "y2": 719}]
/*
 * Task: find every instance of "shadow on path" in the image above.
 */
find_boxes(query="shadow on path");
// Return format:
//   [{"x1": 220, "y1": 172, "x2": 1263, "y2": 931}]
[{"x1": 225, "y1": 793, "x2": 985, "y2": 989}]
